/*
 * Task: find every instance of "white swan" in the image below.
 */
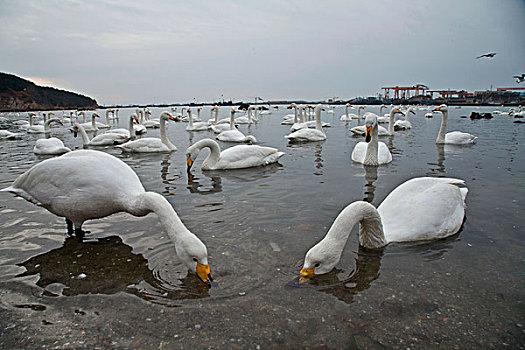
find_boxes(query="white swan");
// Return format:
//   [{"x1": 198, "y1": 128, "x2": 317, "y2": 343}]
[
  {"x1": 394, "y1": 106, "x2": 415, "y2": 130},
  {"x1": 286, "y1": 105, "x2": 326, "y2": 142},
  {"x1": 186, "y1": 138, "x2": 284, "y2": 171},
  {"x1": 377, "y1": 105, "x2": 390, "y2": 123},
  {"x1": 0, "y1": 130, "x2": 23, "y2": 139},
  {"x1": 27, "y1": 118, "x2": 63, "y2": 134},
  {"x1": 349, "y1": 106, "x2": 366, "y2": 120},
  {"x1": 141, "y1": 110, "x2": 161, "y2": 129},
  {"x1": 299, "y1": 177, "x2": 468, "y2": 281},
  {"x1": 235, "y1": 107, "x2": 255, "y2": 124},
  {"x1": 186, "y1": 108, "x2": 210, "y2": 131},
  {"x1": 351, "y1": 114, "x2": 392, "y2": 165},
  {"x1": 434, "y1": 105, "x2": 477, "y2": 144},
  {"x1": 290, "y1": 105, "x2": 309, "y2": 132},
  {"x1": 74, "y1": 113, "x2": 101, "y2": 132},
  {"x1": 281, "y1": 104, "x2": 298, "y2": 125},
  {"x1": 216, "y1": 109, "x2": 257, "y2": 143},
  {"x1": 73, "y1": 123, "x2": 129, "y2": 146},
  {"x1": 350, "y1": 107, "x2": 402, "y2": 136},
  {"x1": 340, "y1": 104, "x2": 353, "y2": 122},
  {"x1": 2, "y1": 150, "x2": 212, "y2": 285},
  {"x1": 117, "y1": 112, "x2": 177, "y2": 152},
  {"x1": 33, "y1": 137, "x2": 71, "y2": 155},
  {"x1": 106, "y1": 114, "x2": 139, "y2": 139}
]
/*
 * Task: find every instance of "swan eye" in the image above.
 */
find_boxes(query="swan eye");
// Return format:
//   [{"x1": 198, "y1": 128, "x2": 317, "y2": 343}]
[
  {"x1": 193, "y1": 258, "x2": 198, "y2": 262},
  {"x1": 314, "y1": 263, "x2": 320, "y2": 268}
]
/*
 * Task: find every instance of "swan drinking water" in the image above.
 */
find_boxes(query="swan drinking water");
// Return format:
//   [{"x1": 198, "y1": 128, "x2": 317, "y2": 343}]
[
  {"x1": 299, "y1": 177, "x2": 468, "y2": 282},
  {"x1": 186, "y1": 138, "x2": 284, "y2": 171},
  {"x1": 2, "y1": 150, "x2": 213, "y2": 285}
]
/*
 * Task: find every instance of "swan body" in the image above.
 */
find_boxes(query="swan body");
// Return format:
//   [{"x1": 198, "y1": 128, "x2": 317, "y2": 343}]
[
  {"x1": 235, "y1": 107, "x2": 255, "y2": 124},
  {"x1": 33, "y1": 137, "x2": 71, "y2": 155},
  {"x1": 105, "y1": 115, "x2": 138, "y2": 138},
  {"x1": 2, "y1": 150, "x2": 212, "y2": 284},
  {"x1": 186, "y1": 138, "x2": 284, "y2": 171},
  {"x1": 282, "y1": 104, "x2": 297, "y2": 125},
  {"x1": 27, "y1": 118, "x2": 63, "y2": 134},
  {"x1": 117, "y1": 112, "x2": 177, "y2": 152},
  {"x1": 299, "y1": 177, "x2": 468, "y2": 280},
  {"x1": 351, "y1": 114, "x2": 392, "y2": 165},
  {"x1": 434, "y1": 105, "x2": 477, "y2": 144},
  {"x1": 348, "y1": 106, "x2": 366, "y2": 120},
  {"x1": 286, "y1": 105, "x2": 326, "y2": 142}
]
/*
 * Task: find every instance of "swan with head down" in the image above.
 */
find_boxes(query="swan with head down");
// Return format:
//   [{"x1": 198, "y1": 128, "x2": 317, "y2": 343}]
[
  {"x1": 2, "y1": 149, "x2": 213, "y2": 285},
  {"x1": 299, "y1": 177, "x2": 468, "y2": 282}
]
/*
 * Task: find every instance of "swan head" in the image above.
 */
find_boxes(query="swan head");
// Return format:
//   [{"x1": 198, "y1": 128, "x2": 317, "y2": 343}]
[
  {"x1": 92, "y1": 113, "x2": 100, "y2": 118},
  {"x1": 174, "y1": 234, "x2": 213, "y2": 286},
  {"x1": 299, "y1": 240, "x2": 341, "y2": 283},
  {"x1": 433, "y1": 104, "x2": 448, "y2": 112},
  {"x1": 364, "y1": 114, "x2": 378, "y2": 142},
  {"x1": 159, "y1": 112, "x2": 175, "y2": 121}
]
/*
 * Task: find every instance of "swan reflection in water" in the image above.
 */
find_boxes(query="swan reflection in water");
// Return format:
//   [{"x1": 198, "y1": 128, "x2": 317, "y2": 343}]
[
  {"x1": 427, "y1": 144, "x2": 446, "y2": 175},
  {"x1": 186, "y1": 162, "x2": 282, "y2": 195},
  {"x1": 289, "y1": 246, "x2": 384, "y2": 305},
  {"x1": 363, "y1": 166, "x2": 378, "y2": 203},
  {"x1": 16, "y1": 236, "x2": 210, "y2": 306}
]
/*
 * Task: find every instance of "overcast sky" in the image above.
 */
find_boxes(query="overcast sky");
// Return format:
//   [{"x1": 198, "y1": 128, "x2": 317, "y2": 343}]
[{"x1": 1, "y1": 0, "x2": 524, "y2": 105}]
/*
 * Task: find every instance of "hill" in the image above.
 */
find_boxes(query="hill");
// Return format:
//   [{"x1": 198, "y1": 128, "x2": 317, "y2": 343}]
[{"x1": 0, "y1": 72, "x2": 98, "y2": 111}]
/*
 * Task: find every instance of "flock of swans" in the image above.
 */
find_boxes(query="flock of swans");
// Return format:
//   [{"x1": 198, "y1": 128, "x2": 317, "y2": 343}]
[{"x1": 0, "y1": 101, "x2": 490, "y2": 285}]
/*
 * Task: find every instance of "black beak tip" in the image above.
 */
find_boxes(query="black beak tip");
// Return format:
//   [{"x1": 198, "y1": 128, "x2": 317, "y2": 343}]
[{"x1": 365, "y1": 134, "x2": 371, "y2": 143}]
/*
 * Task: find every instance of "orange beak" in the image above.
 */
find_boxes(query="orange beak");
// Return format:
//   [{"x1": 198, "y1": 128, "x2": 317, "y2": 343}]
[
  {"x1": 299, "y1": 267, "x2": 315, "y2": 284},
  {"x1": 196, "y1": 261, "x2": 212, "y2": 286}
]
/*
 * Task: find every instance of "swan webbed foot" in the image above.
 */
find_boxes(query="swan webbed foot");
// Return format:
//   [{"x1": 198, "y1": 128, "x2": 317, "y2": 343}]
[{"x1": 74, "y1": 227, "x2": 90, "y2": 242}]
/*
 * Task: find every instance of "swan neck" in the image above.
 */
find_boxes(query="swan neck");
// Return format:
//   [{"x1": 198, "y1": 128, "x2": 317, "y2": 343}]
[
  {"x1": 230, "y1": 111, "x2": 235, "y2": 130},
  {"x1": 75, "y1": 123, "x2": 90, "y2": 145},
  {"x1": 160, "y1": 116, "x2": 174, "y2": 148},
  {"x1": 137, "y1": 192, "x2": 192, "y2": 245},
  {"x1": 388, "y1": 110, "x2": 395, "y2": 135},
  {"x1": 128, "y1": 116, "x2": 136, "y2": 138},
  {"x1": 364, "y1": 126, "x2": 379, "y2": 165},
  {"x1": 194, "y1": 139, "x2": 220, "y2": 169},
  {"x1": 294, "y1": 106, "x2": 298, "y2": 122},
  {"x1": 92, "y1": 114, "x2": 97, "y2": 129},
  {"x1": 436, "y1": 110, "x2": 448, "y2": 143},
  {"x1": 188, "y1": 110, "x2": 193, "y2": 126},
  {"x1": 323, "y1": 201, "x2": 386, "y2": 252},
  {"x1": 315, "y1": 107, "x2": 322, "y2": 131}
]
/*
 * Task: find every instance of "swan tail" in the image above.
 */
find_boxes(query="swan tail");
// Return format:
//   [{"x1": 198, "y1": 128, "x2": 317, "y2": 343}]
[
  {"x1": 1, "y1": 186, "x2": 43, "y2": 206},
  {"x1": 460, "y1": 187, "x2": 469, "y2": 203}
]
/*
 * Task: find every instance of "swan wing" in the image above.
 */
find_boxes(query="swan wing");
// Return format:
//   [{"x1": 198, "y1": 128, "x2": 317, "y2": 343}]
[
  {"x1": 445, "y1": 131, "x2": 477, "y2": 144},
  {"x1": 378, "y1": 142, "x2": 393, "y2": 164},
  {"x1": 378, "y1": 177, "x2": 467, "y2": 242},
  {"x1": 350, "y1": 126, "x2": 365, "y2": 135},
  {"x1": 351, "y1": 142, "x2": 367, "y2": 163}
]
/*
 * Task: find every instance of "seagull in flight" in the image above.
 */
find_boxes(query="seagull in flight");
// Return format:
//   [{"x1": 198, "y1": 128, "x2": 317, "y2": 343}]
[
  {"x1": 476, "y1": 52, "x2": 496, "y2": 59},
  {"x1": 514, "y1": 73, "x2": 525, "y2": 84}
]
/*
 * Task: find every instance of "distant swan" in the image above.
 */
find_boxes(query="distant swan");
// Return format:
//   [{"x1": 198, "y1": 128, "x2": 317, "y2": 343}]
[
  {"x1": 27, "y1": 118, "x2": 63, "y2": 134},
  {"x1": 0, "y1": 130, "x2": 23, "y2": 139},
  {"x1": 33, "y1": 137, "x2": 71, "y2": 155},
  {"x1": 285, "y1": 104, "x2": 326, "y2": 142},
  {"x1": 186, "y1": 138, "x2": 284, "y2": 171},
  {"x1": 350, "y1": 107, "x2": 402, "y2": 136},
  {"x1": 340, "y1": 103, "x2": 353, "y2": 122},
  {"x1": 117, "y1": 112, "x2": 177, "y2": 152},
  {"x1": 186, "y1": 108, "x2": 210, "y2": 131},
  {"x1": 351, "y1": 114, "x2": 392, "y2": 165},
  {"x1": 299, "y1": 177, "x2": 468, "y2": 281},
  {"x1": 73, "y1": 123, "x2": 129, "y2": 146},
  {"x1": 434, "y1": 105, "x2": 477, "y2": 144},
  {"x1": 2, "y1": 150, "x2": 212, "y2": 285},
  {"x1": 217, "y1": 108, "x2": 257, "y2": 143},
  {"x1": 394, "y1": 106, "x2": 415, "y2": 130}
]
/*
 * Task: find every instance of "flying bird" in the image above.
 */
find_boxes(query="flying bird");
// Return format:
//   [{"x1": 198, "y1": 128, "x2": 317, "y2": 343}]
[
  {"x1": 476, "y1": 52, "x2": 496, "y2": 59},
  {"x1": 513, "y1": 73, "x2": 524, "y2": 84}
]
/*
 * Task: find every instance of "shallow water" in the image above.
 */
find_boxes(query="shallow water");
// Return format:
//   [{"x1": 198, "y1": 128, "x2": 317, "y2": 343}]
[{"x1": 0, "y1": 105, "x2": 523, "y2": 348}]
